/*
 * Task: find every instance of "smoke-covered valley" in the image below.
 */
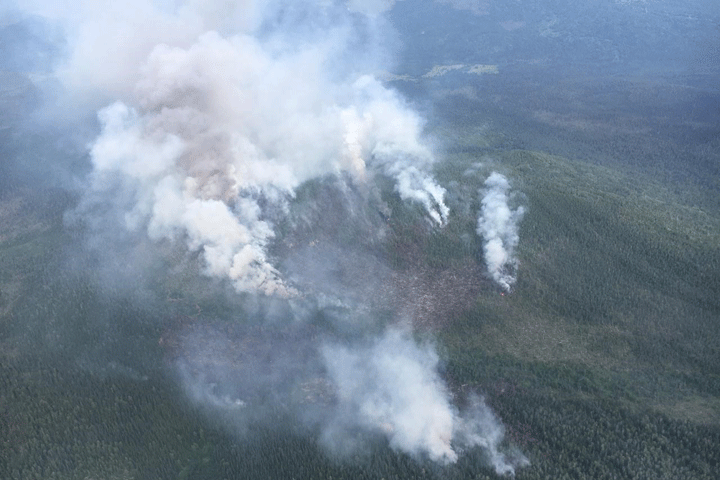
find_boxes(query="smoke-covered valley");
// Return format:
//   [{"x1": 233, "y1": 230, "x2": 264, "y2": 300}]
[{"x1": 1, "y1": 1, "x2": 719, "y2": 479}]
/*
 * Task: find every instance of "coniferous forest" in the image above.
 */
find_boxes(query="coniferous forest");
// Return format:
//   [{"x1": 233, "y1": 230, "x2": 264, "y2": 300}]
[{"x1": 2, "y1": 1, "x2": 720, "y2": 479}]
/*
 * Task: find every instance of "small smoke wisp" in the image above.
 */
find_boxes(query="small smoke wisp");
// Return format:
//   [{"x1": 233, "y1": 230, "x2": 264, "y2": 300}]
[
  {"x1": 477, "y1": 172, "x2": 525, "y2": 291},
  {"x1": 456, "y1": 395, "x2": 531, "y2": 475}
]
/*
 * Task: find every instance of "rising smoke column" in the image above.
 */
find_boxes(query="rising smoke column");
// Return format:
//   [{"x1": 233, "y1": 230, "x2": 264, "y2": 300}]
[
  {"x1": 14, "y1": 0, "x2": 528, "y2": 474},
  {"x1": 52, "y1": 1, "x2": 450, "y2": 295},
  {"x1": 477, "y1": 172, "x2": 525, "y2": 291}
]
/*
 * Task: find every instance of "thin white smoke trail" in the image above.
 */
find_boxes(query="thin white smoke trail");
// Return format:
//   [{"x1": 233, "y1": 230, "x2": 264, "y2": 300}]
[{"x1": 477, "y1": 172, "x2": 525, "y2": 291}]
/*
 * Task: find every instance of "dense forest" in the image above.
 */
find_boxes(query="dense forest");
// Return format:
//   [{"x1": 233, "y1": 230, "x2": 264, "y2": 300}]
[
  {"x1": 2, "y1": 113, "x2": 719, "y2": 478},
  {"x1": 2, "y1": 1, "x2": 720, "y2": 477}
]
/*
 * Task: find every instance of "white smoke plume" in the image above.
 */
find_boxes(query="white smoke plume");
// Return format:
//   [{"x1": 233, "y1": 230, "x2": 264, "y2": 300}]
[
  {"x1": 176, "y1": 323, "x2": 526, "y2": 474},
  {"x1": 321, "y1": 328, "x2": 458, "y2": 463},
  {"x1": 39, "y1": 0, "x2": 450, "y2": 296},
  {"x1": 477, "y1": 172, "x2": 525, "y2": 291},
  {"x1": 321, "y1": 327, "x2": 526, "y2": 474},
  {"x1": 11, "y1": 0, "x2": 527, "y2": 474}
]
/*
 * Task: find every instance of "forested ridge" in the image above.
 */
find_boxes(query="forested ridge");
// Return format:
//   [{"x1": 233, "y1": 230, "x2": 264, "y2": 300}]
[{"x1": 3, "y1": 140, "x2": 719, "y2": 478}]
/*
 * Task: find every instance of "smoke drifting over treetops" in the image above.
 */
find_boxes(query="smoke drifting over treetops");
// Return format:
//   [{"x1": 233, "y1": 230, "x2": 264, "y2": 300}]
[
  {"x1": 12, "y1": 0, "x2": 526, "y2": 474},
  {"x1": 175, "y1": 321, "x2": 527, "y2": 472},
  {"x1": 478, "y1": 172, "x2": 525, "y2": 292},
  {"x1": 322, "y1": 327, "x2": 526, "y2": 472}
]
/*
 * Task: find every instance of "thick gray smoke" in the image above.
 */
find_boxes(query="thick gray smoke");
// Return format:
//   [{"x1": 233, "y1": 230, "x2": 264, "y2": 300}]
[
  {"x1": 17, "y1": 0, "x2": 448, "y2": 296},
  {"x1": 15, "y1": 0, "x2": 521, "y2": 474},
  {"x1": 477, "y1": 172, "x2": 525, "y2": 291}
]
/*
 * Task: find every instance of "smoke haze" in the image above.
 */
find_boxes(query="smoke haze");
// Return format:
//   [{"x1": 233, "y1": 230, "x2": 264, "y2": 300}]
[
  {"x1": 4, "y1": 1, "x2": 524, "y2": 473},
  {"x1": 174, "y1": 321, "x2": 527, "y2": 474},
  {"x1": 3, "y1": 0, "x2": 524, "y2": 474},
  {"x1": 4, "y1": 0, "x2": 720, "y2": 478}
]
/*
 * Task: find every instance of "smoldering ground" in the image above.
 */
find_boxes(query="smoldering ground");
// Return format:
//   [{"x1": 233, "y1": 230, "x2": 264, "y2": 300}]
[{"x1": 7, "y1": 0, "x2": 527, "y2": 475}]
